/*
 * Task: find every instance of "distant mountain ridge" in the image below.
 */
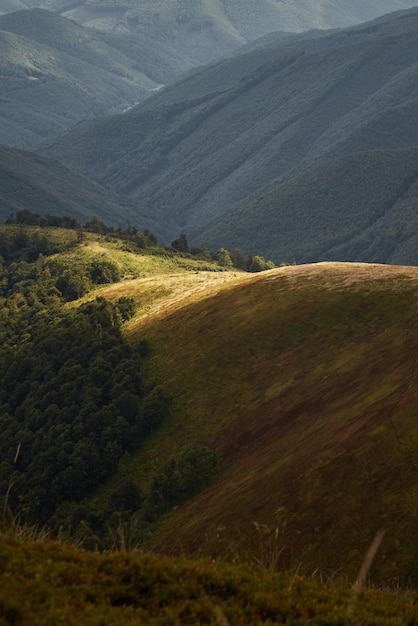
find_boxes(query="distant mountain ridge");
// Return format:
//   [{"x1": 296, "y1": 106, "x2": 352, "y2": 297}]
[
  {"x1": 0, "y1": 8, "x2": 192, "y2": 146},
  {"x1": 37, "y1": 7, "x2": 418, "y2": 265},
  {"x1": 3, "y1": 2, "x2": 418, "y2": 146},
  {"x1": 2, "y1": 0, "x2": 418, "y2": 67}
]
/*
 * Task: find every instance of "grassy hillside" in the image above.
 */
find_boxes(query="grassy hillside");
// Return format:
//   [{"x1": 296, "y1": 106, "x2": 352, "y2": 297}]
[
  {"x1": 37, "y1": 8, "x2": 418, "y2": 263},
  {"x1": 4, "y1": 223, "x2": 418, "y2": 585},
  {"x1": 2, "y1": 534, "x2": 418, "y2": 625},
  {"x1": 117, "y1": 261, "x2": 418, "y2": 585},
  {"x1": 0, "y1": 9, "x2": 191, "y2": 147}
]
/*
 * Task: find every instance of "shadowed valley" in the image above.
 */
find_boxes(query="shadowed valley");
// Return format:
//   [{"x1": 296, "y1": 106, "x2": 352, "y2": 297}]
[{"x1": 36, "y1": 8, "x2": 418, "y2": 264}]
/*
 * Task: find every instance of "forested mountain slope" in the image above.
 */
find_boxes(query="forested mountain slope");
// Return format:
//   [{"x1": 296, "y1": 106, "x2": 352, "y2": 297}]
[
  {"x1": 0, "y1": 222, "x2": 238, "y2": 549},
  {"x1": 2, "y1": 0, "x2": 418, "y2": 67},
  {"x1": 197, "y1": 148, "x2": 418, "y2": 265},
  {"x1": 38, "y1": 8, "x2": 418, "y2": 264},
  {"x1": 0, "y1": 9, "x2": 191, "y2": 146},
  {"x1": 0, "y1": 145, "x2": 152, "y2": 227}
]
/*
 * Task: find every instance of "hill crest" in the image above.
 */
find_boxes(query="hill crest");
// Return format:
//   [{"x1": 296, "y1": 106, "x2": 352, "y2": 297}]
[{"x1": 118, "y1": 261, "x2": 418, "y2": 584}]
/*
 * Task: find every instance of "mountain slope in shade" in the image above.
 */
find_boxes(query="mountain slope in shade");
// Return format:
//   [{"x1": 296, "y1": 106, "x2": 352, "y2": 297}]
[
  {"x1": 195, "y1": 147, "x2": 418, "y2": 265},
  {"x1": 120, "y1": 262, "x2": 418, "y2": 584},
  {"x1": 10, "y1": 0, "x2": 418, "y2": 67},
  {"x1": 0, "y1": 9, "x2": 192, "y2": 146},
  {"x1": 38, "y1": 8, "x2": 418, "y2": 263},
  {"x1": 0, "y1": 144, "x2": 155, "y2": 228}
]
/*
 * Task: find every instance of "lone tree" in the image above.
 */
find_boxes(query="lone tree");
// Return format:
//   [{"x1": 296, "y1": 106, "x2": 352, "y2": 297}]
[
  {"x1": 171, "y1": 233, "x2": 189, "y2": 253},
  {"x1": 231, "y1": 248, "x2": 247, "y2": 270},
  {"x1": 247, "y1": 255, "x2": 275, "y2": 273},
  {"x1": 215, "y1": 248, "x2": 233, "y2": 267}
]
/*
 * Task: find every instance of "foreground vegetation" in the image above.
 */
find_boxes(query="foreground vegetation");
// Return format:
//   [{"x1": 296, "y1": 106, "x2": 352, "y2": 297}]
[{"x1": 1, "y1": 532, "x2": 417, "y2": 625}]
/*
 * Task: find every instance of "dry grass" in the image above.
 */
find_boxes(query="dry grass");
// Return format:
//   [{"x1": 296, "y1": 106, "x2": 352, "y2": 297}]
[
  {"x1": 273, "y1": 261, "x2": 418, "y2": 289},
  {"x1": 116, "y1": 261, "x2": 418, "y2": 585},
  {"x1": 113, "y1": 262, "x2": 418, "y2": 334}
]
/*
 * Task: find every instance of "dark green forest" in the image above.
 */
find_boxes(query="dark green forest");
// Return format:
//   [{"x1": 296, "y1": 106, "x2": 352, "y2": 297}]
[{"x1": 0, "y1": 220, "x2": 220, "y2": 548}]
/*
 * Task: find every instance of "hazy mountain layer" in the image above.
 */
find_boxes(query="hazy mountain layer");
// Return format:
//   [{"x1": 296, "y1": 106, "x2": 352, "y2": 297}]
[
  {"x1": 38, "y1": 8, "x2": 418, "y2": 264},
  {"x1": 4, "y1": 0, "x2": 418, "y2": 66},
  {"x1": 0, "y1": 9, "x2": 192, "y2": 146}
]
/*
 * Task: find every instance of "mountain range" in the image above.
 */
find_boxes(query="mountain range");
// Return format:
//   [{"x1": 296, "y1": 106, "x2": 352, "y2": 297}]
[
  {"x1": 2, "y1": 0, "x2": 418, "y2": 67},
  {"x1": 4, "y1": 1, "x2": 418, "y2": 615},
  {"x1": 0, "y1": 8, "x2": 193, "y2": 146},
  {"x1": 2, "y1": 2, "x2": 418, "y2": 147},
  {"x1": 36, "y1": 7, "x2": 418, "y2": 264}
]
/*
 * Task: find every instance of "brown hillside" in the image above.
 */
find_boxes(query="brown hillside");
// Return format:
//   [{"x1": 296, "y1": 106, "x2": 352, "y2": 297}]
[{"x1": 127, "y1": 262, "x2": 418, "y2": 585}]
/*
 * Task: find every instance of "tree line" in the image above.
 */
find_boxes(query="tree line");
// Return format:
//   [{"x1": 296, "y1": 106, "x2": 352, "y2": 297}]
[
  {"x1": 5, "y1": 210, "x2": 277, "y2": 272},
  {"x1": 171, "y1": 232, "x2": 276, "y2": 272}
]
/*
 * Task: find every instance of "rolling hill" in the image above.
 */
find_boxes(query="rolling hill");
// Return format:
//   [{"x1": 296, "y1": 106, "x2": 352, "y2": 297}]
[
  {"x1": 121, "y1": 260, "x2": 418, "y2": 585},
  {"x1": 37, "y1": 7, "x2": 418, "y2": 264},
  {"x1": 3, "y1": 223, "x2": 418, "y2": 585},
  {"x1": 0, "y1": 9, "x2": 191, "y2": 146}
]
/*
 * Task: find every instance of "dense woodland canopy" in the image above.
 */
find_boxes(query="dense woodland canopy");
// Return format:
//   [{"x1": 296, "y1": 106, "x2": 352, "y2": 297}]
[{"x1": 0, "y1": 218, "x2": 224, "y2": 547}]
